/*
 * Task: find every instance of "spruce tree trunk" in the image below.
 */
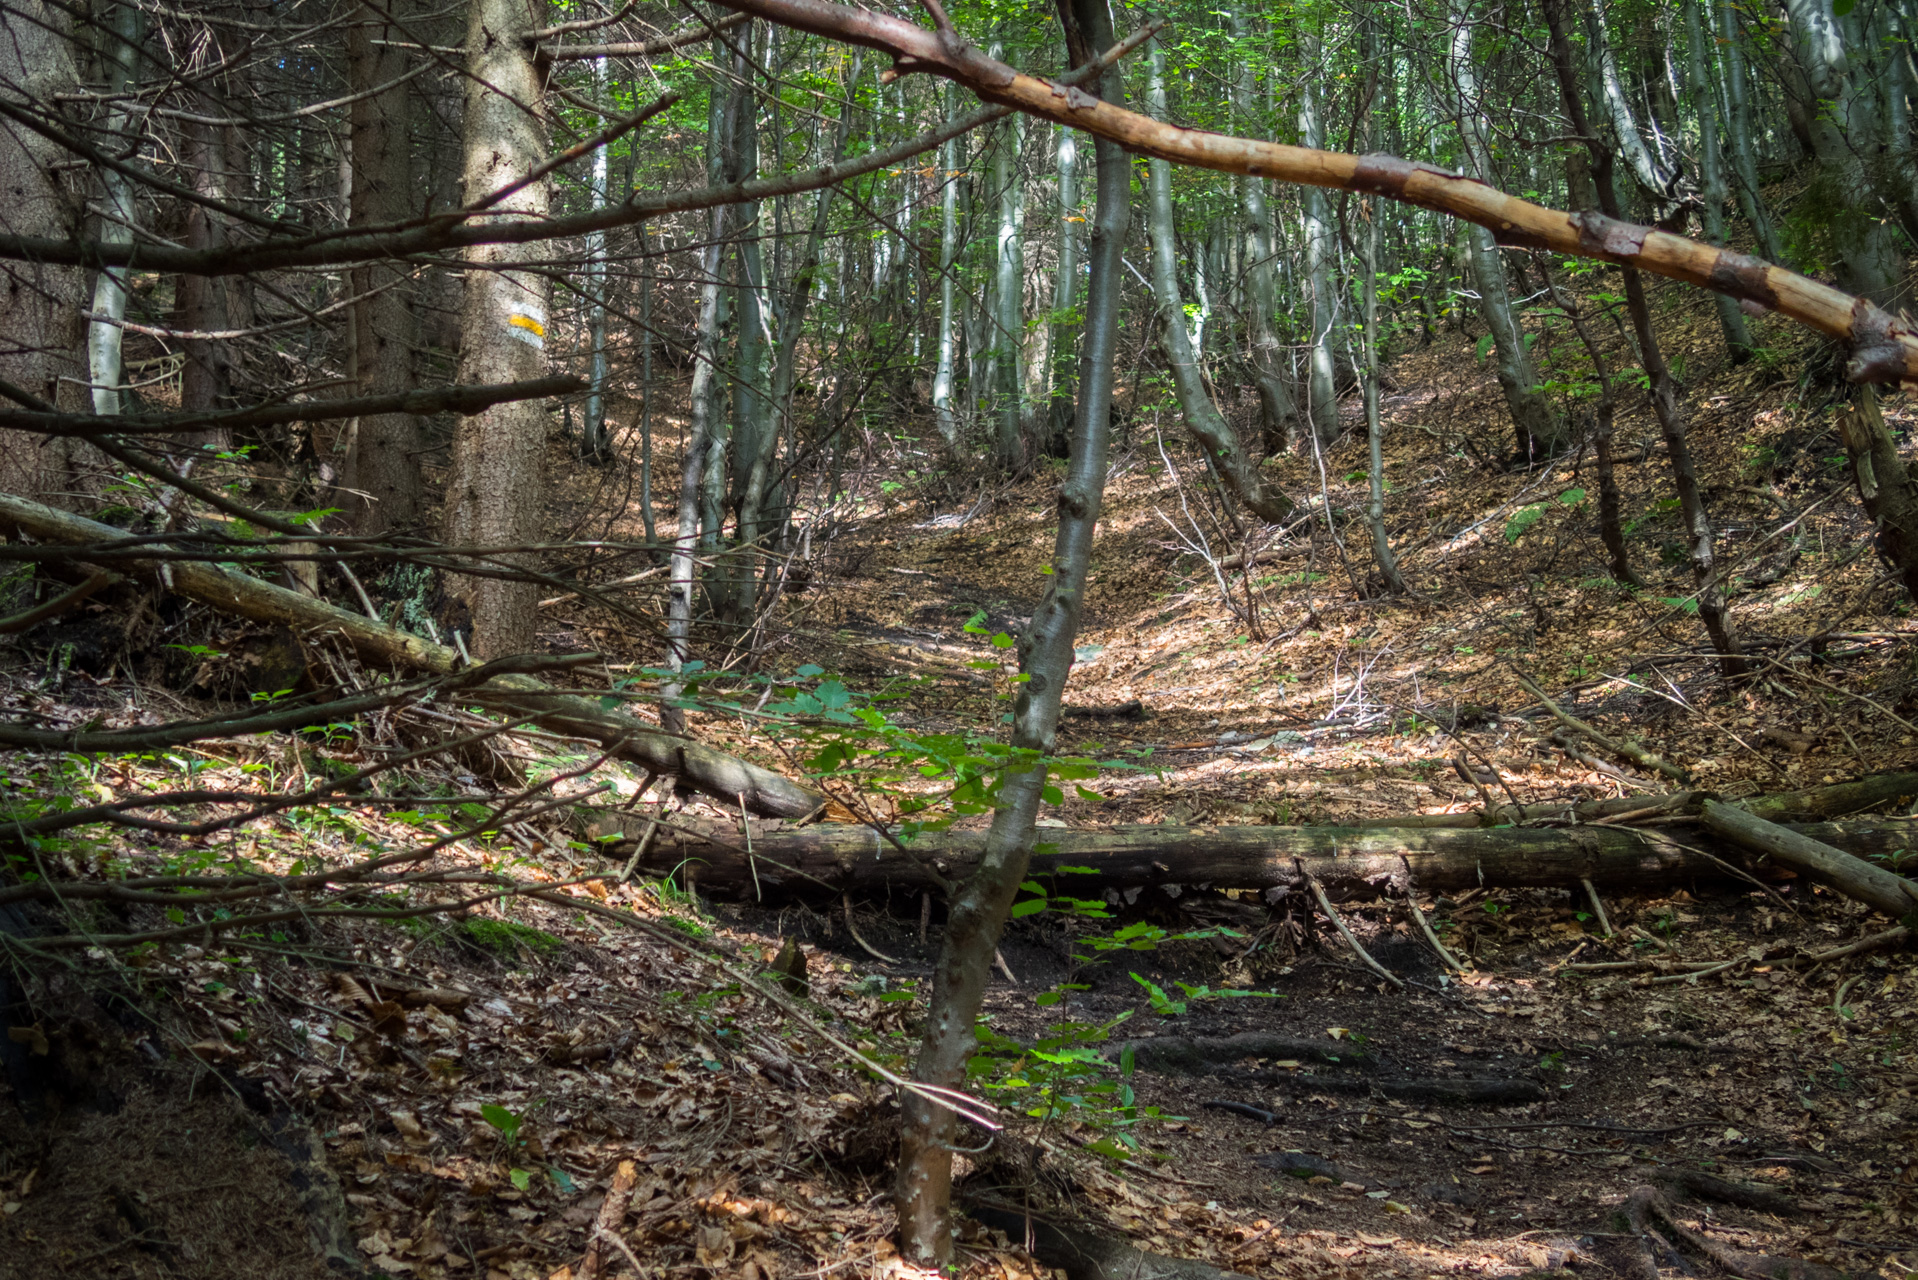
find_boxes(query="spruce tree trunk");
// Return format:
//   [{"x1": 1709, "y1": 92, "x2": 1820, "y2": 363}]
[
  {"x1": 345, "y1": 0, "x2": 425, "y2": 532},
  {"x1": 1143, "y1": 39, "x2": 1292, "y2": 524},
  {"x1": 894, "y1": 0, "x2": 1129, "y2": 1261},
  {"x1": 441, "y1": 0, "x2": 550, "y2": 658},
  {"x1": 1680, "y1": 0, "x2": 1755, "y2": 362}
]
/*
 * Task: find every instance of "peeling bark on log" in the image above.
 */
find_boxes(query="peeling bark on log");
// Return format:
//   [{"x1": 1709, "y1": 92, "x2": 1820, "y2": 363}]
[
  {"x1": 0, "y1": 494, "x2": 824, "y2": 818},
  {"x1": 630, "y1": 815, "x2": 1918, "y2": 903}
]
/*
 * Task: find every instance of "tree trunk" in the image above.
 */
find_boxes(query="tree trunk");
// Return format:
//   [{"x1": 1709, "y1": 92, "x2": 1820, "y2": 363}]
[
  {"x1": 1227, "y1": 16, "x2": 1298, "y2": 455},
  {"x1": 1701, "y1": 801, "x2": 1918, "y2": 925},
  {"x1": 1543, "y1": 0, "x2": 1744, "y2": 673},
  {"x1": 1714, "y1": 0, "x2": 1786, "y2": 264},
  {"x1": 1142, "y1": 40, "x2": 1292, "y2": 525},
  {"x1": 894, "y1": 0, "x2": 1129, "y2": 1261},
  {"x1": 1359, "y1": 24, "x2": 1405, "y2": 595},
  {"x1": 931, "y1": 83, "x2": 962, "y2": 452},
  {"x1": 1836, "y1": 387, "x2": 1918, "y2": 605},
  {"x1": 441, "y1": 0, "x2": 550, "y2": 658},
  {"x1": 345, "y1": 0, "x2": 425, "y2": 532},
  {"x1": 989, "y1": 89, "x2": 1026, "y2": 472},
  {"x1": 1039, "y1": 123, "x2": 1079, "y2": 458},
  {"x1": 1586, "y1": 0, "x2": 1677, "y2": 210},
  {"x1": 1448, "y1": 0, "x2": 1562, "y2": 460},
  {"x1": 629, "y1": 813, "x2": 1918, "y2": 904},
  {"x1": 87, "y1": 1, "x2": 140, "y2": 418},
  {"x1": 1297, "y1": 31, "x2": 1340, "y2": 447},
  {"x1": 1680, "y1": 0, "x2": 1755, "y2": 362},
  {"x1": 0, "y1": 0, "x2": 89, "y2": 500},
  {"x1": 1780, "y1": 0, "x2": 1906, "y2": 306},
  {"x1": 580, "y1": 56, "x2": 614, "y2": 466}
]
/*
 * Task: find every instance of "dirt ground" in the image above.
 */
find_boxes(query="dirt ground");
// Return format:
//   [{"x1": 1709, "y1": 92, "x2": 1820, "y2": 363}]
[{"x1": 4, "y1": 294, "x2": 1917, "y2": 1280}]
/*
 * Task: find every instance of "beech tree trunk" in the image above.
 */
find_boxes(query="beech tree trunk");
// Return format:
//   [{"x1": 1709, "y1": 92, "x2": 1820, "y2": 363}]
[
  {"x1": 1227, "y1": 16, "x2": 1298, "y2": 454},
  {"x1": 86, "y1": 2, "x2": 140, "y2": 419},
  {"x1": 442, "y1": 0, "x2": 551, "y2": 658},
  {"x1": 1714, "y1": 0, "x2": 1785, "y2": 264},
  {"x1": 895, "y1": 0, "x2": 1129, "y2": 1261},
  {"x1": 930, "y1": 84, "x2": 962, "y2": 452},
  {"x1": 1680, "y1": 0, "x2": 1755, "y2": 362},
  {"x1": 1297, "y1": 30, "x2": 1340, "y2": 447},
  {"x1": 1143, "y1": 39, "x2": 1291, "y2": 524}
]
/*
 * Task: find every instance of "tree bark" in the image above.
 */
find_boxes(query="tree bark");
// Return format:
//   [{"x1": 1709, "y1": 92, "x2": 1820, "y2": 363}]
[
  {"x1": 1680, "y1": 0, "x2": 1755, "y2": 362},
  {"x1": 345, "y1": 0, "x2": 426, "y2": 532},
  {"x1": 1701, "y1": 801, "x2": 1918, "y2": 925},
  {"x1": 1359, "y1": 20, "x2": 1405, "y2": 594},
  {"x1": 1142, "y1": 39, "x2": 1292, "y2": 525},
  {"x1": 1040, "y1": 123, "x2": 1079, "y2": 456},
  {"x1": 931, "y1": 83, "x2": 962, "y2": 452},
  {"x1": 1448, "y1": 0, "x2": 1562, "y2": 459},
  {"x1": 628, "y1": 813, "x2": 1918, "y2": 904},
  {"x1": 1542, "y1": 0, "x2": 1744, "y2": 674},
  {"x1": 1713, "y1": 0, "x2": 1786, "y2": 264},
  {"x1": 1227, "y1": 15, "x2": 1298, "y2": 454},
  {"x1": 1296, "y1": 30, "x2": 1341, "y2": 447},
  {"x1": 0, "y1": 493, "x2": 825, "y2": 817},
  {"x1": 86, "y1": 1, "x2": 140, "y2": 419},
  {"x1": 1836, "y1": 387, "x2": 1918, "y2": 605},
  {"x1": 989, "y1": 89, "x2": 1026, "y2": 472},
  {"x1": 441, "y1": 0, "x2": 551, "y2": 658},
  {"x1": 894, "y1": 0, "x2": 1129, "y2": 1261}
]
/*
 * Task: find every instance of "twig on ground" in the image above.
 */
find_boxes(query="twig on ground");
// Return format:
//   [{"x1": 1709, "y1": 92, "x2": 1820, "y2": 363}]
[
  {"x1": 1581, "y1": 877, "x2": 1615, "y2": 937},
  {"x1": 1397, "y1": 862, "x2": 1466, "y2": 972},
  {"x1": 1509, "y1": 665, "x2": 1690, "y2": 783},
  {"x1": 842, "y1": 892, "x2": 897, "y2": 964},
  {"x1": 1301, "y1": 861, "x2": 1403, "y2": 990}
]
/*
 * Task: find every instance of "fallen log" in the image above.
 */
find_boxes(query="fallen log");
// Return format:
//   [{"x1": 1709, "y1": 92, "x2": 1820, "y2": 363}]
[
  {"x1": 1701, "y1": 800, "x2": 1918, "y2": 926},
  {"x1": 0, "y1": 494, "x2": 824, "y2": 818},
  {"x1": 1355, "y1": 771, "x2": 1918, "y2": 830},
  {"x1": 628, "y1": 814, "x2": 1918, "y2": 902}
]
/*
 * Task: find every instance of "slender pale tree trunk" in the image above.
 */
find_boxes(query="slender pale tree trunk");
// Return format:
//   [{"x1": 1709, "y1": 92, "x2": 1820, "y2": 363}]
[
  {"x1": 1681, "y1": 0, "x2": 1754, "y2": 361},
  {"x1": 1544, "y1": 0, "x2": 1743, "y2": 673},
  {"x1": 1713, "y1": 0, "x2": 1786, "y2": 263},
  {"x1": 1449, "y1": 0, "x2": 1562, "y2": 460},
  {"x1": 637, "y1": 226, "x2": 658, "y2": 546},
  {"x1": 1587, "y1": 0, "x2": 1677, "y2": 211},
  {"x1": 1359, "y1": 24, "x2": 1405, "y2": 594},
  {"x1": 931, "y1": 85, "x2": 962, "y2": 452},
  {"x1": 87, "y1": 1, "x2": 140, "y2": 418},
  {"x1": 988, "y1": 77, "x2": 1026, "y2": 471},
  {"x1": 1227, "y1": 16, "x2": 1297, "y2": 454},
  {"x1": 1040, "y1": 124, "x2": 1079, "y2": 454},
  {"x1": 580, "y1": 57, "x2": 614, "y2": 465},
  {"x1": 345, "y1": 0, "x2": 424, "y2": 532},
  {"x1": 1297, "y1": 31, "x2": 1340, "y2": 446},
  {"x1": 895, "y1": 0, "x2": 1130, "y2": 1262},
  {"x1": 1143, "y1": 39, "x2": 1291, "y2": 524},
  {"x1": 441, "y1": 0, "x2": 550, "y2": 658},
  {"x1": 1780, "y1": 0, "x2": 1905, "y2": 305}
]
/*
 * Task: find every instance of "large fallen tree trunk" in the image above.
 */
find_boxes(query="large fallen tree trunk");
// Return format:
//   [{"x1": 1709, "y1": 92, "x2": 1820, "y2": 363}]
[
  {"x1": 0, "y1": 494, "x2": 824, "y2": 818},
  {"x1": 630, "y1": 813, "x2": 1918, "y2": 903}
]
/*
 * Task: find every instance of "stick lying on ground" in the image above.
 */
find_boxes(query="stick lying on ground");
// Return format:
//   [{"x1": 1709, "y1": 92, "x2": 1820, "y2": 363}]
[{"x1": 0, "y1": 494, "x2": 824, "y2": 819}]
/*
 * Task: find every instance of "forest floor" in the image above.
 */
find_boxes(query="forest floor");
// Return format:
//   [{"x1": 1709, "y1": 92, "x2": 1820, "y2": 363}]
[{"x1": 2, "y1": 283, "x2": 1916, "y2": 1280}]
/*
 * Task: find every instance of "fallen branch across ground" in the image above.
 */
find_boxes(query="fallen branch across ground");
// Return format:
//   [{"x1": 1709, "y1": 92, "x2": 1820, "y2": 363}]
[{"x1": 0, "y1": 494, "x2": 823, "y2": 818}]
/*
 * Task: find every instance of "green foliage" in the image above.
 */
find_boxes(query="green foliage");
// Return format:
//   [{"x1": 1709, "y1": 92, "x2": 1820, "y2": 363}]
[
  {"x1": 459, "y1": 918, "x2": 565, "y2": 959},
  {"x1": 1504, "y1": 488, "x2": 1588, "y2": 543}
]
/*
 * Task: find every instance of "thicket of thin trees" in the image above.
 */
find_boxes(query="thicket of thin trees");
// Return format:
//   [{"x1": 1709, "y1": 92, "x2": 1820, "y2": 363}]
[{"x1": 6, "y1": 0, "x2": 1918, "y2": 1264}]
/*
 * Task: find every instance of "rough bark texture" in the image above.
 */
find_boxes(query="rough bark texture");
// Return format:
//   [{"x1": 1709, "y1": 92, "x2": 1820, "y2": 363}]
[
  {"x1": 0, "y1": 0, "x2": 90, "y2": 500},
  {"x1": 441, "y1": 0, "x2": 551, "y2": 658},
  {"x1": 344, "y1": 0, "x2": 425, "y2": 534},
  {"x1": 1701, "y1": 801, "x2": 1918, "y2": 925},
  {"x1": 625, "y1": 814, "x2": 1918, "y2": 902},
  {"x1": 1835, "y1": 388, "x2": 1918, "y2": 605},
  {"x1": 0, "y1": 494, "x2": 825, "y2": 818}
]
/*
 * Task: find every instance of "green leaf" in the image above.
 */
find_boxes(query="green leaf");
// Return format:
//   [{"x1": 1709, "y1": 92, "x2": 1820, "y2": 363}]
[
  {"x1": 1504, "y1": 504, "x2": 1548, "y2": 543},
  {"x1": 509, "y1": 1168, "x2": 532, "y2": 1191},
  {"x1": 1011, "y1": 898, "x2": 1050, "y2": 918},
  {"x1": 990, "y1": 632, "x2": 1016, "y2": 649}
]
